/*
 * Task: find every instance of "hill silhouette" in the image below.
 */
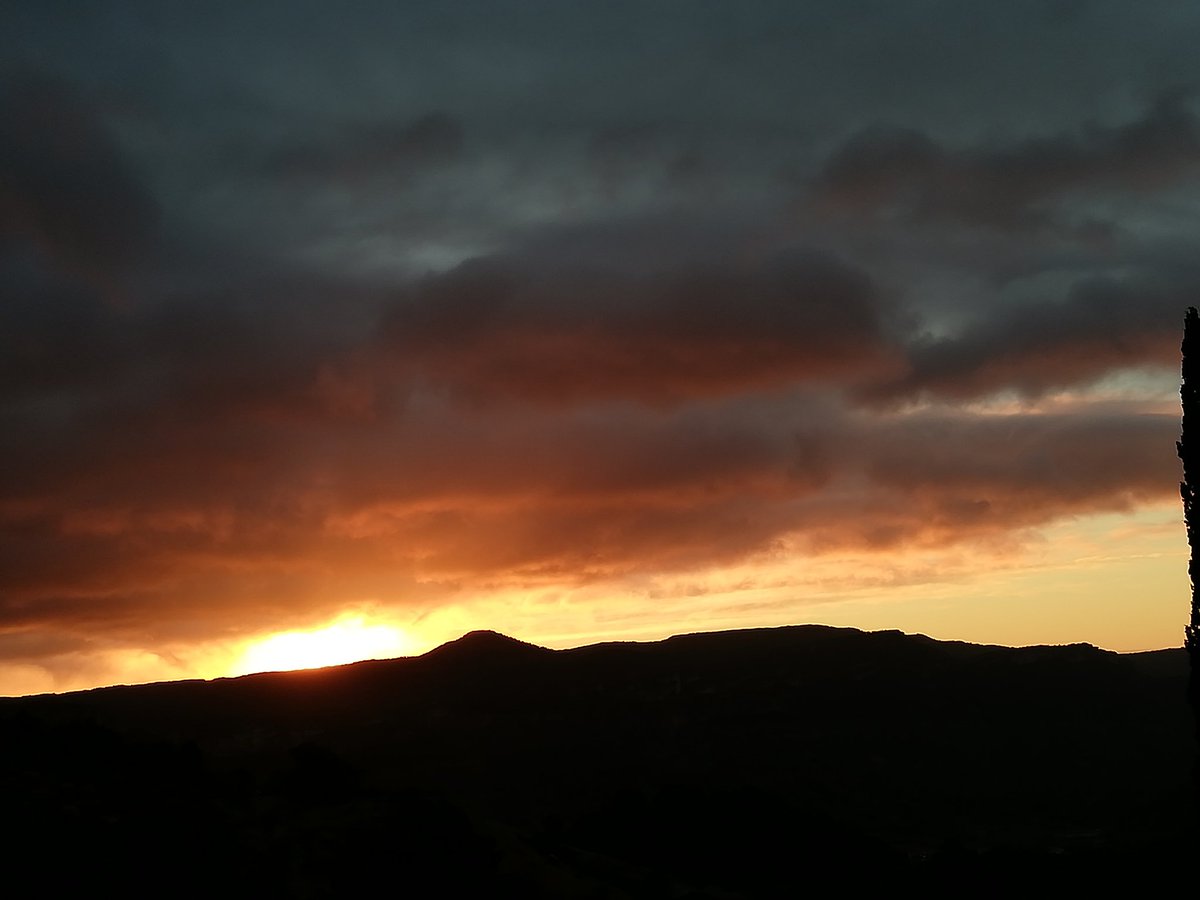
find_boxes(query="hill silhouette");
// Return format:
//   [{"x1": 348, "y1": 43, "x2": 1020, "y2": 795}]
[
  {"x1": 421, "y1": 628, "x2": 554, "y2": 668},
  {"x1": 0, "y1": 624, "x2": 1193, "y2": 897}
]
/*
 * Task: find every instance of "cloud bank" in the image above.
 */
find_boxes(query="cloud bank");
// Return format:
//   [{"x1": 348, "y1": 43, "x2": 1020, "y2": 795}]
[{"x1": 0, "y1": 1, "x2": 1195, "y2": 686}]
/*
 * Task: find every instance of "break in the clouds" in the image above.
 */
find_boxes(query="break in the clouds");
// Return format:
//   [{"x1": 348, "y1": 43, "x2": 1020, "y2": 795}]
[{"x1": 1, "y1": 0, "x2": 1198, "y2": 687}]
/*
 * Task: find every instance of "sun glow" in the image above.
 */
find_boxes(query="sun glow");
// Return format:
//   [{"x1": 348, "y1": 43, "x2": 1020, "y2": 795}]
[{"x1": 231, "y1": 614, "x2": 415, "y2": 676}]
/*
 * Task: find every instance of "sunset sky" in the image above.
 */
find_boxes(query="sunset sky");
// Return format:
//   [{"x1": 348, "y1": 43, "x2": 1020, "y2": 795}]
[{"x1": 3, "y1": 1, "x2": 1199, "y2": 695}]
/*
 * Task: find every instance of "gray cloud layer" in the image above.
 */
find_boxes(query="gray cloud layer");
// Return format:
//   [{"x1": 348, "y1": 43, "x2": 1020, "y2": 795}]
[{"x1": 0, "y1": 1, "x2": 1195, "y2": 666}]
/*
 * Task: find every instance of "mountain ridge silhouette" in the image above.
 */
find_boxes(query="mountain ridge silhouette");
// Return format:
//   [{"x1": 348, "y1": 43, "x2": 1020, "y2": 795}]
[{"x1": 0, "y1": 623, "x2": 1192, "y2": 896}]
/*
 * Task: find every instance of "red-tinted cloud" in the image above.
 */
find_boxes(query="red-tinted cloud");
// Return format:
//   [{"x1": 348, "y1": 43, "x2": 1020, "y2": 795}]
[
  {"x1": 0, "y1": 383, "x2": 1179, "y2": 647},
  {"x1": 381, "y1": 251, "x2": 899, "y2": 405}
]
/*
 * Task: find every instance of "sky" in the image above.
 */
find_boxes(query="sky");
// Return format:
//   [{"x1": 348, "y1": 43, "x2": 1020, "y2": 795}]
[{"x1": 2, "y1": 1, "x2": 1198, "y2": 695}]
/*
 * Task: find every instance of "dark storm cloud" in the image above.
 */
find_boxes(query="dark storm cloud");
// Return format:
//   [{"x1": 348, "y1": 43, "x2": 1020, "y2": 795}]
[
  {"x1": 586, "y1": 122, "x2": 705, "y2": 197},
  {"x1": 264, "y1": 112, "x2": 464, "y2": 183},
  {"x1": 381, "y1": 249, "x2": 897, "y2": 405},
  {"x1": 870, "y1": 410, "x2": 1172, "y2": 503},
  {"x1": 0, "y1": 72, "x2": 158, "y2": 281},
  {"x1": 871, "y1": 273, "x2": 1191, "y2": 402},
  {"x1": 0, "y1": 261, "x2": 129, "y2": 397},
  {"x1": 814, "y1": 93, "x2": 1200, "y2": 229},
  {"x1": 844, "y1": 408, "x2": 1176, "y2": 548},
  {"x1": 0, "y1": 180, "x2": 389, "y2": 423}
]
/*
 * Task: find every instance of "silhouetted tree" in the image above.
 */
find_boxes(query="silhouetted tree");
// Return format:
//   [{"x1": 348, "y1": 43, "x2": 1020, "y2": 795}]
[{"x1": 1177, "y1": 306, "x2": 1200, "y2": 807}]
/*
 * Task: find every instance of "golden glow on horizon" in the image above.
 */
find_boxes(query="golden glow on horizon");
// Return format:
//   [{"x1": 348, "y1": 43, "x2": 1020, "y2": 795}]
[
  {"x1": 433, "y1": 502, "x2": 1189, "y2": 655},
  {"x1": 231, "y1": 614, "x2": 415, "y2": 676},
  {"x1": 0, "y1": 502, "x2": 1189, "y2": 697}
]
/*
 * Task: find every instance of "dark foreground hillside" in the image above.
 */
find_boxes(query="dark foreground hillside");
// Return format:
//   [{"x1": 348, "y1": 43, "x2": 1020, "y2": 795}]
[{"x1": 0, "y1": 625, "x2": 1194, "y2": 897}]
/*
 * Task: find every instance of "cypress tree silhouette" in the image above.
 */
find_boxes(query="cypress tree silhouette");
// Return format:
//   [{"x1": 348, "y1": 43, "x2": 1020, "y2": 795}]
[{"x1": 1177, "y1": 306, "x2": 1200, "y2": 806}]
